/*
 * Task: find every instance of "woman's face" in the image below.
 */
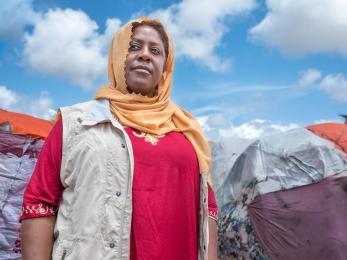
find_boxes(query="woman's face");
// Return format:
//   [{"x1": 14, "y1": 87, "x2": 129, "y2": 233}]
[{"x1": 125, "y1": 25, "x2": 166, "y2": 97}]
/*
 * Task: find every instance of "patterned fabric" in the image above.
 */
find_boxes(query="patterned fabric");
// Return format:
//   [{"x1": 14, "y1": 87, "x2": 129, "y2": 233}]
[
  {"x1": 218, "y1": 182, "x2": 269, "y2": 259},
  {"x1": 21, "y1": 203, "x2": 55, "y2": 216}
]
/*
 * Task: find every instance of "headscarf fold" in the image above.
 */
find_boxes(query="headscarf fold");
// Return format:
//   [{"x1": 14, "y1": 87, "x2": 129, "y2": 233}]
[{"x1": 95, "y1": 17, "x2": 211, "y2": 174}]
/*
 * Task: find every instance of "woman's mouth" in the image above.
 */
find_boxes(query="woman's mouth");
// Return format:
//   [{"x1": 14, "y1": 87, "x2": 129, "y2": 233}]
[{"x1": 132, "y1": 66, "x2": 151, "y2": 75}]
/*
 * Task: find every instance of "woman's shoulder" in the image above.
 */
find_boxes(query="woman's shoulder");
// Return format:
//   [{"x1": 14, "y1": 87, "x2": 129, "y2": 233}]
[{"x1": 59, "y1": 99, "x2": 111, "y2": 121}]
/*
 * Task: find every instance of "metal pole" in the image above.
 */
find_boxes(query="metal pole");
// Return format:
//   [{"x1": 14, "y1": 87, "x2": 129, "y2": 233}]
[{"x1": 339, "y1": 114, "x2": 347, "y2": 124}]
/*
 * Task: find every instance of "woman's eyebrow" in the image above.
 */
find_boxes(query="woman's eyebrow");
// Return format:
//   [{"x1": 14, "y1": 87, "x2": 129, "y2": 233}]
[{"x1": 131, "y1": 37, "x2": 163, "y2": 47}]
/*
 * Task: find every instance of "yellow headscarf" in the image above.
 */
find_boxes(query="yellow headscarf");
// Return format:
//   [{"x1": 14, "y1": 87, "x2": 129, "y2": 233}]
[{"x1": 94, "y1": 17, "x2": 211, "y2": 175}]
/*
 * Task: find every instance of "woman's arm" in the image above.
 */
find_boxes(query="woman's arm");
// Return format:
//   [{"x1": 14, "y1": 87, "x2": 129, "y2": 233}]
[
  {"x1": 208, "y1": 218, "x2": 218, "y2": 260},
  {"x1": 20, "y1": 119, "x2": 64, "y2": 259},
  {"x1": 21, "y1": 217, "x2": 56, "y2": 260}
]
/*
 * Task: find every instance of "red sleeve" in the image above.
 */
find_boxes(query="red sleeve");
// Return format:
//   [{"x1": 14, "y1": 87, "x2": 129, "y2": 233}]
[
  {"x1": 20, "y1": 118, "x2": 64, "y2": 221},
  {"x1": 208, "y1": 184, "x2": 218, "y2": 222}
]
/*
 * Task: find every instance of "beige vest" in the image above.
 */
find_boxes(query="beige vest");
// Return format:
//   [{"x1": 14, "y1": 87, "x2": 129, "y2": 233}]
[{"x1": 52, "y1": 99, "x2": 209, "y2": 260}]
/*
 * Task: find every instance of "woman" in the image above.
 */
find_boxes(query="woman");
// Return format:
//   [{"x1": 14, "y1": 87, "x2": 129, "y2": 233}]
[{"x1": 21, "y1": 17, "x2": 218, "y2": 260}]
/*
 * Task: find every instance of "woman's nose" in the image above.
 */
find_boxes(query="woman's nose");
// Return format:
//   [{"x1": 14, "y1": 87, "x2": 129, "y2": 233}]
[{"x1": 138, "y1": 46, "x2": 151, "y2": 61}]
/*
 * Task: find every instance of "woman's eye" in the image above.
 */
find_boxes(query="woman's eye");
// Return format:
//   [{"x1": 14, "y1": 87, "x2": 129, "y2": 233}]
[
  {"x1": 129, "y1": 43, "x2": 140, "y2": 51},
  {"x1": 151, "y1": 48, "x2": 161, "y2": 55}
]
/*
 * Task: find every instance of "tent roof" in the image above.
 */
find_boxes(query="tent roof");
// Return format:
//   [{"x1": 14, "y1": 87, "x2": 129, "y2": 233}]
[
  {"x1": 307, "y1": 123, "x2": 347, "y2": 155},
  {"x1": 0, "y1": 109, "x2": 54, "y2": 139}
]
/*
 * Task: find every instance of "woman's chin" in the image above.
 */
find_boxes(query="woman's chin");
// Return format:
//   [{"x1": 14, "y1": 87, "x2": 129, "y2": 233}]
[{"x1": 127, "y1": 85, "x2": 155, "y2": 97}]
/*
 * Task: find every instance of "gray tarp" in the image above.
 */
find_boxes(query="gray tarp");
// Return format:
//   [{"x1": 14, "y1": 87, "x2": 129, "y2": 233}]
[{"x1": 212, "y1": 128, "x2": 347, "y2": 258}]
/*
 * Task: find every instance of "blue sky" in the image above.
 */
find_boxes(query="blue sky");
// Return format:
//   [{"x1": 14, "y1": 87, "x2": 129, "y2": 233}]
[{"x1": 1, "y1": 0, "x2": 347, "y2": 139}]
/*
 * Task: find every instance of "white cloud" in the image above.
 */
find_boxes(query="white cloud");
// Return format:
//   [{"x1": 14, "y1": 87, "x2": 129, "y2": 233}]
[
  {"x1": 198, "y1": 113, "x2": 299, "y2": 140},
  {"x1": 0, "y1": 0, "x2": 40, "y2": 39},
  {"x1": 0, "y1": 85, "x2": 55, "y2": 119},
  {"x1": 193, "y1": 104, "x2": 242, "y2": 116},
  {"x1": 102, "y1": 18, "x2": 122, "y2": 46},
  {"x1": 149, "y1": 0, "x2": 257, "y2": 71},
  {"x1": 29, "y1": 91, "x2": 56, "y2": 119},
  {"x1": 320, "y1": 73, "x2": 347, "y2": 102},
  {"x1": 0, "y1": 86, "x2": 18, "y2": 108},
  {"x1": 23, "y1": 8, "x2": 121, "y2": 90},
  {"x1": 298, "y1": 69, "x2": 322, "y2": 87},
  {"x1": 296, "y1": 69, "x2": 347, "y2": 102},
  {"x1": 5, "y1": 0, "x2": 257, "y2": 85},
  {"x1": 250, "y1": 0, "x2": 347, "y2": 57},
  {"x1": 222, "y1": 120, "x2": 299, "y2": 139}
]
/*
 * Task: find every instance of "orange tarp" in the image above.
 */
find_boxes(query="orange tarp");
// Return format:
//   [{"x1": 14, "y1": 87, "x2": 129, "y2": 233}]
[
  {"x1": 307, "y1": 123, "x2": 347, "y2": 155},
  {"x1": 0, "y1": 109, "x2": 54, "y2": 139}
]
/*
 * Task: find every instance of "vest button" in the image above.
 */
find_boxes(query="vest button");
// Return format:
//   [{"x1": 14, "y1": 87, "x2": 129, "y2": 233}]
[
  {"x1": 109, "y1": 242, "x2": 115, "y2": 248},
  {"x1": 116, "y1": 191, "x2": 121, "y2": 197},
  {"x1": 121, "y1": 144, "x2": 126, "y2": 148}
]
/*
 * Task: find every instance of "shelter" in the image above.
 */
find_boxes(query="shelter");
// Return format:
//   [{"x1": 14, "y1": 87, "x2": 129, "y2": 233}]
[
  {"x1": 0, "y1": 109, "x2": 53, "y2": 259},
  {"x1": 213, "y1": 124, "x2": 347, "y2": 259}
]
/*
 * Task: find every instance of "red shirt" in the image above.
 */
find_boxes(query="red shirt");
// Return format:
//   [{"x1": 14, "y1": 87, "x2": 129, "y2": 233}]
[{"x1": 21, "y1": 119, "x2": 218, "y2": 259}]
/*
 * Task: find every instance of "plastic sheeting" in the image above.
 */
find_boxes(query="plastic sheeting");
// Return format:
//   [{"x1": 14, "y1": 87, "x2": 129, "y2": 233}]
[
  {"x1": 248, "y1": 177, "x2": 347, "y2": 260},
  {"x1": 0, "y1": 132, "x2": 44, "y2": 259},
  {"x1": 212, "y1": 128, "x2": 347, "y2": 259},
  {"x1": 211, "y1": 137, "x2": 253, "y2": 194}
]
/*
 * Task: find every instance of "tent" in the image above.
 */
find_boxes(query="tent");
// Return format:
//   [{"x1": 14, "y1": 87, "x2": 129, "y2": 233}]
[
  {"x1": 212, "y1": 124, "x2": 347, "y2": 259},
  {"x1": 0, "y1": 109, "x2": 53, "y2": 259}
]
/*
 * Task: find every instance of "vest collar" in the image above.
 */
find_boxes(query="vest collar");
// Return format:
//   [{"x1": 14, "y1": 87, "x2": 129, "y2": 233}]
[{"x1": 80, "y1": 99, "x2": 122, "y2": 129}]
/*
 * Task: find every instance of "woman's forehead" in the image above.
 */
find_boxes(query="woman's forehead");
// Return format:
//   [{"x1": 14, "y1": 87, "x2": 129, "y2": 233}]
[{"x1": 131, "y1": 25, "x2": 164, "y2": 46}]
